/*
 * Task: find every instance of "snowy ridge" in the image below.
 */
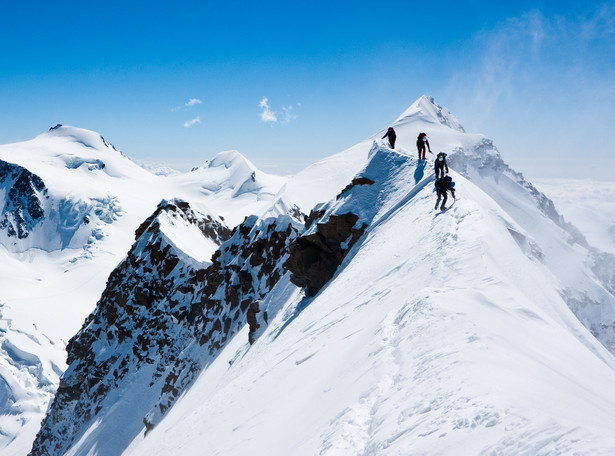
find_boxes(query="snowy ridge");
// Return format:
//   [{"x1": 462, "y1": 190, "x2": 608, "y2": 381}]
[{"x1": 126, "y1": 143, "x2": 615, "y2": 456}]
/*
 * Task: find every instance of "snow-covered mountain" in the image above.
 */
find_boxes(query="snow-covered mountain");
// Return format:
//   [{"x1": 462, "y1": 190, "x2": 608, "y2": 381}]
[
  {"x1": 0, "y1": 127, "x2": 288, "y2": 454},
  {"x1": 3, "y1": 96, "x2": 615, "y2": 455}
]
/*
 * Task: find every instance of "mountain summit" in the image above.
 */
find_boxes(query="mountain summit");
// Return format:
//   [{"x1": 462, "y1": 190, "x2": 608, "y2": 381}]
[{"x1": 395, "y1": 94, "x2": 466, "y2": 132}]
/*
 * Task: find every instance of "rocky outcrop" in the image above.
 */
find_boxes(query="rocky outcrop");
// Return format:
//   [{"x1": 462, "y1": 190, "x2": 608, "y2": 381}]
[
  {"x1": 30, "y1": 202, "x2": 300, "y2": 456},
  {"x1": 0, "y1": 160, "x2": 48, "y2": 239},
  {"x1": 337, "y1": 177, "x2": 375, "y2": 199},
  {"x1": 286, "y1": 213, "x2": 366, "y2": 297}
]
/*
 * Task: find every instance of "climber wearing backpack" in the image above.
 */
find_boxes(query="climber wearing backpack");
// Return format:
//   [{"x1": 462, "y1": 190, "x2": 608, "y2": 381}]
[
  {"x1": 382, "y1": 127, "x2": 397, "y2": 149},
  {"x1": 416, "y1": 132, "x2": 432, "y2": 160},
  {"x1": 434, "y1": 175, "x2": 455, "y2": 211},
  {"x1": 434, "y1": 152, "x2": 449, "y2": 179}
]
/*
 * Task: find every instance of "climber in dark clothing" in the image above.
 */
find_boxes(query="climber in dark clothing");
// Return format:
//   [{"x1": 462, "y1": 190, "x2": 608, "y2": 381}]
[
  {"x1": 382, "y1": 127, "x2": 397, "y2": 149},
  {"x1": 434, "y1": 175, "x2": 455, "y2": 211},
  {"x1": 434, "y1": 152, "x2": 449, "y2": 179},
  {"x1": 416, "y1": 132, "x2": 432, "y2": 160}
]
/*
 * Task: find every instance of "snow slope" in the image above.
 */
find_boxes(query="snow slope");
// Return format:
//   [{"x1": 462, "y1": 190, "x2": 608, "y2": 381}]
[{"x1": 126, "y1": 143, "x2": 615, "y2": 456}]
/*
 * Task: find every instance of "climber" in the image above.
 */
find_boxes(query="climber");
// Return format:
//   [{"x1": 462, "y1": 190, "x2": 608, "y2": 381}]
[
  {"x1": 416, "y1": 132, "x2": 432, "y2": 160},
  {"x1": 434, "y1": 152, "x2": 449, "y2": 179},
  {"x1": 434, "y1": 175, "x2": 455, "y2": 211},
  {"x1": 382, "y1": 127, "x2": 397, "y2": 149}
]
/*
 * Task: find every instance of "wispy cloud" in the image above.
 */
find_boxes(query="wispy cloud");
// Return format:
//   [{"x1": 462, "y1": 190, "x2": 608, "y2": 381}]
[
  {"x1": 281, "y1": 105, "x2": 297, "y2": 124},
  {"x1": 184, "y1": 116, "x2": 201, "y2": 128},
  {"x1": 443, "y1": 5, "x2": 615, "y2": 177},
  {"x1": 259, "y1": 97, "x2": 300, "y2": 125},
  {"x1": 186, "y1": 98, "x2": 202, "y2": 107},
  {"x1": 259, "y1": 97, "x2": 277, "y2": 123},
  {"x1": 171, "y1": 98, "x2": 203, "y2": 112}
]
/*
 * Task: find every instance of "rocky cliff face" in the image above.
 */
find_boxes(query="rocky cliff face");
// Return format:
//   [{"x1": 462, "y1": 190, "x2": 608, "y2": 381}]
[
  {"x1": 30, "y1": 200, "x2": 300, "y2": 456},
  {"x1": 0, "y1": 159, "x2": 48, "y2": 240},
  {"x1": 286, "y1": 212, "x2": 366, "y2": 297}
]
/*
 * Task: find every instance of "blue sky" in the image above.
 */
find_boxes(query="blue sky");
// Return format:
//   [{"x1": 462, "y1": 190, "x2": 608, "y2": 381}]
[{"x1": 1, "y1": 0, "x2": 613, "y2": 178}]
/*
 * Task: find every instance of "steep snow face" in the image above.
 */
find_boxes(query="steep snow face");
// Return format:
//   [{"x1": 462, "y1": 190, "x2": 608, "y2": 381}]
[{"x1": 126, "y1": 145, "x2": 615, "y2": 456}]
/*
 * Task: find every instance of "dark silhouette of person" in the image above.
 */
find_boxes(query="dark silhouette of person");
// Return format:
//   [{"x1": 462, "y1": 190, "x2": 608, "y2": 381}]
[
  {"x1": 434, "y1": 152, "x2": 449, "y2": 179},
  {"x1": 382, "y1": 127, "x2": 397, "y2": 149},
  {"x1": 416, "y1": 132, "x2": 432, "y2": 160},
  {"x1": 434, "y1": 175, "x2": 455, "y2": 210}
]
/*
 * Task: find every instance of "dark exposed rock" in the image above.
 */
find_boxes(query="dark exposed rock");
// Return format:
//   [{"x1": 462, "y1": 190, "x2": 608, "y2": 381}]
[
  {"x1": 286, "y1": 213, "x2": 366, "y2": 297},
  {"x1": 304, "y1": 208, "x2": 326, "y2": 230},
  {"x1": 247, "y1": 300, "x2": 262, "y2": 345},
  {"x1": 0, "y1": 160, "x2": 47, "y2": 239},
  {"x1": 337, "y1": 177, "x2": 375, "y2": 199}
]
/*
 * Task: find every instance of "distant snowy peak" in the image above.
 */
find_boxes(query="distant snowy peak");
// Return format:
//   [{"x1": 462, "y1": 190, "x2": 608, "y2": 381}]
[
  {"x1": 43, "y1": 124, "x2": 121, "y2": 154},
  {"x1": 395, "y1": 95, "x2": 465, "y2": 132},
  {"x1": 0, "y1": 124, "x2": 156, "y2": 184},
  {"x1": 190, "y1": 150, "x2": 282, "y2": 198}
]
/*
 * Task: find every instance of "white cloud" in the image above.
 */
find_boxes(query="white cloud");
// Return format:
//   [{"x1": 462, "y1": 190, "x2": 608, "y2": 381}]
[
  {"x1": 184, "y1": 116, "x2": 201, "y2": 128},
  {"x1": 186, "y1": 98, "x2": 202, "y2": 107},
  {"x1": 171, "y1": 98, "x2": 203, "y2": 112},
  {"x1": 281, "y1": 105, "x2": 297, "y2": 124},
  {"x1": 259, "y1": 97, "x2": 277, "y2": 123}
]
